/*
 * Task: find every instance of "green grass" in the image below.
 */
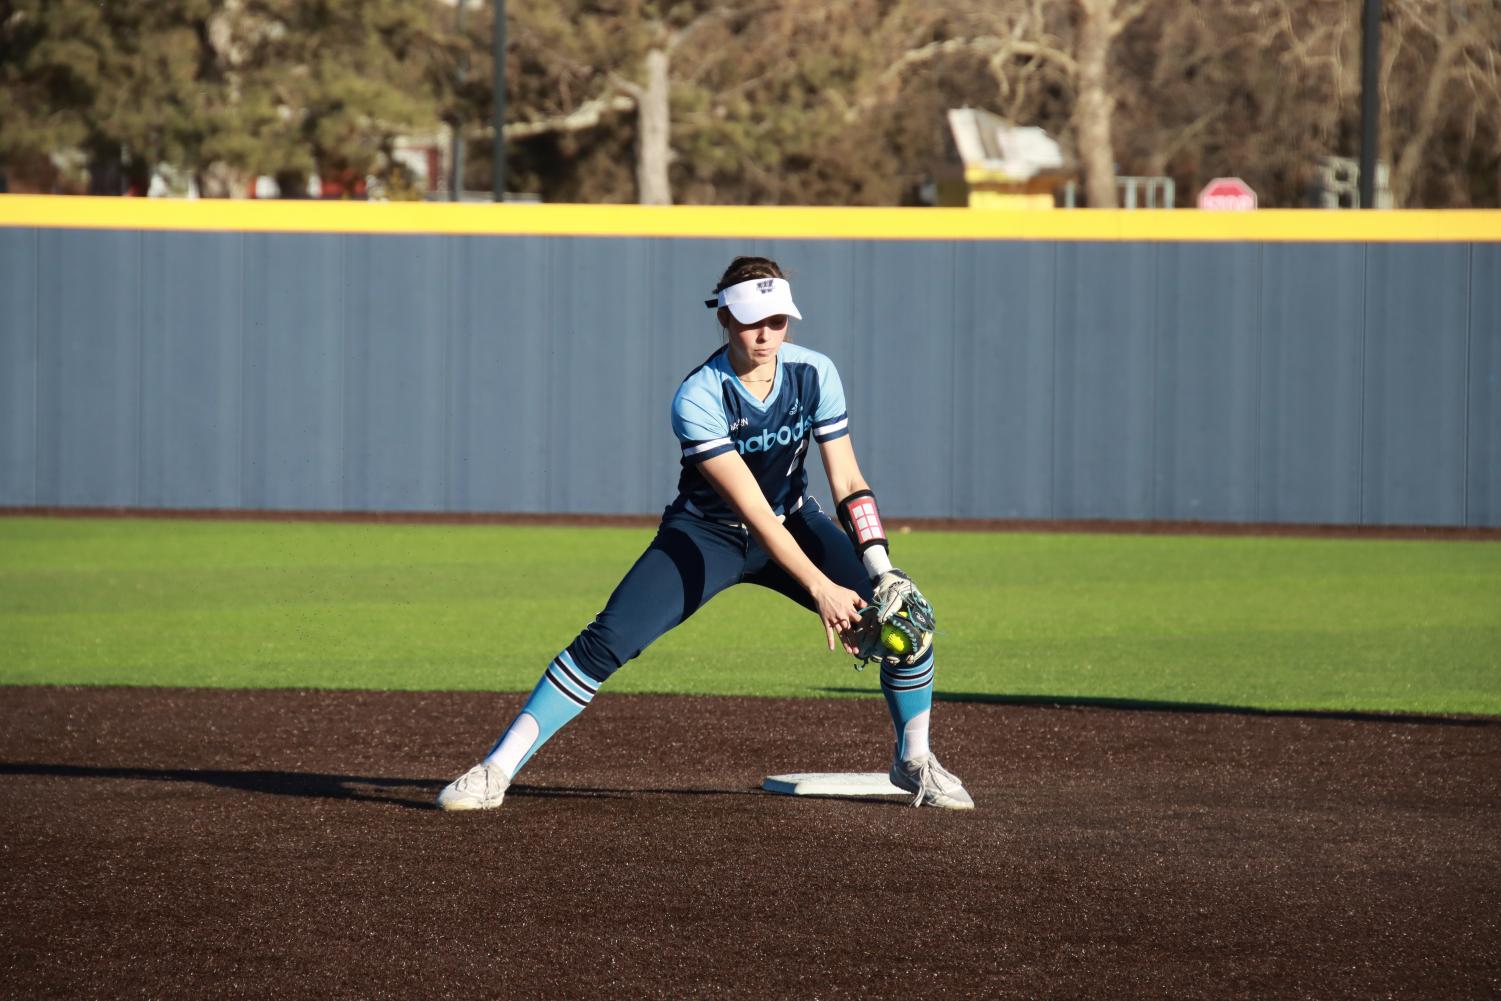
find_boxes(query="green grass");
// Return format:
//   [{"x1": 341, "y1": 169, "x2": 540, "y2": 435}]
[{"x1": 1, "y1": 516, "x2": 1498, "y2": 715}]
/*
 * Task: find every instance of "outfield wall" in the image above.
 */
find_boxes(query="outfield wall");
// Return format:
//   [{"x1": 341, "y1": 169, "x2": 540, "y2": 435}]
[{"x1": 1, "y1": 196, "x2": 1498, "y2": 526}]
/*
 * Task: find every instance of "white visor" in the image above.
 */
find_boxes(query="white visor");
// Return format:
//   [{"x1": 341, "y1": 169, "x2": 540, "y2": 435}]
[{"x1": 707, "y1": 277, "x2": 803, "y2": 324}]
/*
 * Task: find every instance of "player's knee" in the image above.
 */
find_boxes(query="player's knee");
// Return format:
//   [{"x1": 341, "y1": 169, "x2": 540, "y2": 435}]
[{"x1": 568, "y1": 623, "x2": 636, "y2": 681}]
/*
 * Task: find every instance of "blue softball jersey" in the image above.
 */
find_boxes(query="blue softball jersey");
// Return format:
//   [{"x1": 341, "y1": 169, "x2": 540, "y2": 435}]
[{"x1": 670, "y1": 342, "x2": 849, "y2": 522}]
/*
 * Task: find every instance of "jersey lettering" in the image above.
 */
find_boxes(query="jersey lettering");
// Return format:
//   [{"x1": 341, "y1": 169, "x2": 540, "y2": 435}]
[{"x1": 737, "y1": 416, "x2": 812, "y2": 454}]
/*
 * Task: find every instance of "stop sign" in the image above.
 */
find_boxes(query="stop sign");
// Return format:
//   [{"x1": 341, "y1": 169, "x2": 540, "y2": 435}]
[{"x1": 1198, "y1": 177, "x2": 1257, "y2": 211}]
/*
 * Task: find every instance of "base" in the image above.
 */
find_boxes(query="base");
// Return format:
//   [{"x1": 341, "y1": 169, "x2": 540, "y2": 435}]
[{"x1": 762, "y1": 772, "x2": 904, "y2": 798}]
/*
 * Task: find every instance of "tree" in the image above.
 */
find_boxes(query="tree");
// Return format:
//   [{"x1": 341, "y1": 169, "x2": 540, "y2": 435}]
[
  {"x1": 5, "y1": 0, "x2": 1498, "y2": 206},
  {"x1": 232, "y1": 0, "x2": 453, "y2": 195},
  {"x1": 836, "y1": 0, "x2": 1145, "y2": 206},
  {"x1": 675, "y1": 0, "x2": 934, "y2": 205},
  {"x1": 0, "y1": 0, "x2": 235, "y2": 193},
  {"x1": 1071, "y1": 0, "x2": 1147, "y2": 207},
  {"x1": 0, "y1": 0, "x2": 454, "y2": 196},
  {"x1": 1385, "y1": 0, "x2": 1501, "y2": 207},
  {"x1": 482, "y1": 0, "x2": 966, "y2": 205},
  {"x1": 490, "y1": 0, "x2": 758, "y2": 205}
]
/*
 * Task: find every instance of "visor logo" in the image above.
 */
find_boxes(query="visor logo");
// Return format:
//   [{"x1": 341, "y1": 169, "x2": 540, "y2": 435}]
[{"x1": 757, "y1": 279, "x2": 775, "y2": 293}]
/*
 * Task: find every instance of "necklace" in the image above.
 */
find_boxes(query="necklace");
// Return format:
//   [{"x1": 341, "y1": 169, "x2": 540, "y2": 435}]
[{"x1": 739, "y1": 376, "x2": 774, "y2": 383}]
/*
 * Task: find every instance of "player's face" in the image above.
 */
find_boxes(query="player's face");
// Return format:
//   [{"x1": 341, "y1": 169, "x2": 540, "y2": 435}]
[{"x1": 724, "y1": 314, "x2": 788, "y2": 369}]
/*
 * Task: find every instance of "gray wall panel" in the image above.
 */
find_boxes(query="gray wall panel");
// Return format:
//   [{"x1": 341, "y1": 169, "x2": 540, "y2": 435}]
[
  {"x1": 1053, "y1": 243, "x2": 1156, "y2": 519},
  {"x1": 0, "y1": 230, "x2": 37, "y2": 504},
  {"x1": 35, "y1": 229, "x2": 142, "y2": 506},
  {"x1": 5, "y1": 227, "x2": 1494, "y2": 526},
  {"x1": 952, "y1": 242, "x2": 1055, "y2": 518},
  {"x1": 138, "y1": 232, "x2": 244, "y2": 508},
  {"x1": 1466, "y1": 245, "x2": 1501, "y2": 526},
  {"x1": 1362, "y1": 244, "x2": 1469, "y2": 525},
  {"x1": 1257, "y1": 244, "x2": 1365, "y2": 523},
  {"x1": 545, "y1": 237, "x2": 659, "y2": 513},
  {"x1": 856, "y1": 242, "x2": 958, "y2": 516},
  {"x1": 445, "y1": 234, "x2": 553, "y2": 513},
  {"x1": 1153, "y1": 244, "x2": 1260, "y2": 521},
  {"x1": 241, "y1": 233, "x2": 345, "y2": 510},
  {"x1": 343, "y1": 235, "x2": 450, "y2": 511}
]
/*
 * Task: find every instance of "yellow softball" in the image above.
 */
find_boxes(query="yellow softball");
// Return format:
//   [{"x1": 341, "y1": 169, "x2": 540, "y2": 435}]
[{"x1": 880, "y1": 622, "x2": 912, "y2": 655}]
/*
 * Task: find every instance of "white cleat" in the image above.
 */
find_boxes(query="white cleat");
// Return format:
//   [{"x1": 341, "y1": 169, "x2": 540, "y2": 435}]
[
  {"x1": 889, "y1": 752, "x2": 975, "y2": 810},
  {"x1": 436, "y1": 761, "x2": 512, "y2": 811}
]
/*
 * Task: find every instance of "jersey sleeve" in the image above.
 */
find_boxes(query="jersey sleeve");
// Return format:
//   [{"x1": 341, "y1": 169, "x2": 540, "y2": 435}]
[
  {"x1": 671, "y1": 377, "x2": 735, "y2": 465},
  {"x1": 811, "y1": 354, "x2": 850, "y2": 444}
]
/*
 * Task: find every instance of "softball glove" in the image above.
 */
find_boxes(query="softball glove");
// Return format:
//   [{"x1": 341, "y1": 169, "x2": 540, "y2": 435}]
[{"x1": 848, "y1": 569, "x2": 935, "y2": 670}]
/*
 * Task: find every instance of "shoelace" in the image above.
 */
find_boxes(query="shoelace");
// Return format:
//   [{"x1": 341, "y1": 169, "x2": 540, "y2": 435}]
[
  {"x1": 906, "y1": 759, "x2": 933, "y2": 808},
  {"x1": 908, "y1": 769, "x2": 927, "y2": 808},
  {"x1": 460, "y1": 764, "x2": 495, "y2": 795},
  {"x1": 906, "y1": 758, "x2": 958, "y2": 808}
]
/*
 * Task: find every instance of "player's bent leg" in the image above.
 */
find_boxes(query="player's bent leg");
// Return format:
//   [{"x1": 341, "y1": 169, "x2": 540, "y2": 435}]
[
  {"x1": 436, "y1": 648, "x2": 602, "y2": 812},
  {"x1": 762, "y1": 506, "x2": 973, "y2": 810},
  {"x1": 880, "y1": 646, "x2": 935, "y2": 759},
  {"x1": 879, "y1": 640, "x2": 973, "y2": 810},
  {"x1": 438, "y1": 515, "x2": 744, "y2": 812},
  {"x1": 769, "y1": 504, "x2": 875, "y2": 603}
]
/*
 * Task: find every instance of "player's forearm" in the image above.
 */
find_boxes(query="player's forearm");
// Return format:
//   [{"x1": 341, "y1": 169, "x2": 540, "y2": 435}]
[
  {"x1": 828, "y1": 471, "x2": 869, "y2": 506},
  {"x1": 696, "y1": 451, "x2": 842, "y2": 598},
  {"x1": 819, "y1": 437, "x2": 870, "y2": 507}
]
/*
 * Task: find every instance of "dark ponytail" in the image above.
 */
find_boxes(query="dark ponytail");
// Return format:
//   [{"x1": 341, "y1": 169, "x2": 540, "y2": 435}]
[{"x1": 711, "y1": 256, "x2": 785, "y2": 297}]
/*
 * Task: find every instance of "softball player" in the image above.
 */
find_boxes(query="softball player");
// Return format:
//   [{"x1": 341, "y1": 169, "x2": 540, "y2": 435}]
[{"x1": 438, "y1": 255, "x2": 972, "y2": 811}]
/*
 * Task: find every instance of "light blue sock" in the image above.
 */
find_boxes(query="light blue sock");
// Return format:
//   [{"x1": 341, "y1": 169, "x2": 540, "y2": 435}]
[
  {"x1": 880, "y1": 648, "x2": 935, "y2": 762},
  {"x1": 483, "y1": 650, "x2": 600, "y2": 778}
]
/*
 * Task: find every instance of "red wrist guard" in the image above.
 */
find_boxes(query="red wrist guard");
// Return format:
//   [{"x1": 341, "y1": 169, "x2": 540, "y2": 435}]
[{"x1": 836, "y1": 490, "x2": 888, "y2": 555}]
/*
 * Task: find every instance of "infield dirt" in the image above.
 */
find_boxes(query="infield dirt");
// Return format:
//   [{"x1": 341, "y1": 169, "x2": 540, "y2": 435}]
[{"x1": 1, "y1": 686, "x2": 1498, "y2": 1000}]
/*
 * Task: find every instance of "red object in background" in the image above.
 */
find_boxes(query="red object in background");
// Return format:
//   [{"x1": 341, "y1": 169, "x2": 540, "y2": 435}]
[
  {"x1": 319, "y1": 170, "x2": 368, "y2": 199},
  {"x1": 1198, "y1": 177, "x2": 1257, "y2": 211}
]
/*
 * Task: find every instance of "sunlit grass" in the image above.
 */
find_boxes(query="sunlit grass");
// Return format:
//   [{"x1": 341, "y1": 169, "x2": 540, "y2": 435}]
[{"x1": 2, "y1": 516, "x2": 1498, "y2": 715}]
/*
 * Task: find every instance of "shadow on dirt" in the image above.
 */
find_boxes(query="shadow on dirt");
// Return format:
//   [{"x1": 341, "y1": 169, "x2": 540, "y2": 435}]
[
  {"x1": 0, "y1": 762, "x2": 443, "y2": 808},
  {"x1": 821, "y1": 688, "x2": 1501, "y2": 728},
  {"x1": 0, "y1": 762, "x2": 770, "y2": 807},
  {"x1": 509, "y1": 784, "x2": 766, "y2": 800}
]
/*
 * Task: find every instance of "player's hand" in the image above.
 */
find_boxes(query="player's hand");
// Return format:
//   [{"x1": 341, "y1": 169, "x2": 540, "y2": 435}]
[{"x1": 811, "y1": 582, "x2": 866, "y2": 652}]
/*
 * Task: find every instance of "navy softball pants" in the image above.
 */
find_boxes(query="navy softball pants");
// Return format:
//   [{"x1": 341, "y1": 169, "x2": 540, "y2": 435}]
[
  {"x1": 491, "y1": 498, "x2": 939, "y2": 776},
  {"x1": 566, "y1": 499, "x2": 876, "y2": 682}
]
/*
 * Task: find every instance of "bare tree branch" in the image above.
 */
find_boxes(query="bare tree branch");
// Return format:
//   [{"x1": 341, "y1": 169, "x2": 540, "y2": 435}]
[
  {"x1": 1110, "y1": 0, "x2": 1150, "y2": 38},
  {"x1": 841, "y1": 32, "x2": 1077, "y2": 125},
  {"x1": 505, "y1": 93, "x2": 635, "y2": 139},
  {"x1": 608, "y1": 72, "x2": 645, "y2": 102},
  {"x1": 1390, "y1": 2, "x2": 1474, "y2": 204}
]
